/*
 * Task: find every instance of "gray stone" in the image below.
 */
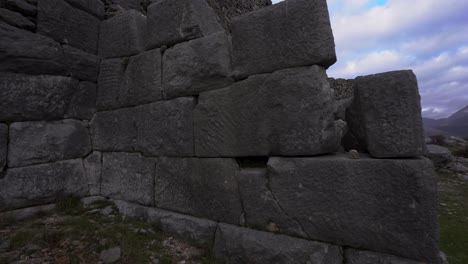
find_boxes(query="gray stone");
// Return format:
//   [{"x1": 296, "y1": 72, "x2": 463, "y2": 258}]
[
  {"x1": 8, "y1": 120, "x2": 91, "y2": 168},
  {"x1": 346, "y1": 70, "x2": 426, "y2": 158},
  {"x1": 99, "y1": 247, "x2": 121, "y2": 263},
  {"x1": 426, "y1": 144, "x2": 453, "y2": 168},
  {"x1": 135, "y1": 97, "x2": 195, "y2": 157},
  {"x1": 345, "y1": 248, "x2": 433, "y2": 264},
  {"x1": 66, "y1": 82, "x2": 97, "y2": 120},
  {"x1": 267, "y1": 156, "x2": 439, "y2": 262},
  {"x1": 62, "y1": 45, "x2": 100, "y2": 82},
  {"x1": 154, "y1": 157, "x2": 242, "y2": 224},
  {"x1": 205, "y1": 0, "x2": 271, "y2": 30},
  {"x1": 83, "y1": 152, "x2": 102, "y2": 196},
  {"x1": 194, "y1": 66, "x2": 337, "y2": 157},
  {"x1": 64, "y1": 0, "x2": 104, "y2": 18},
  {"x1": 0, "y1": 204, "x2": 55, "y2": 220},
  {"x1": 0, "y1": 8, "x2": 35, "y2": 30},
  {"x1": 0, "y1": 159, "x2": 88, "y2": 211},
  {"x1": 146, "y1": 0, "x2": 223, "y2": 49},
  {"x1": 0, "y1": 73, "x2": 78, "y2": 122},
  {"x1": 101, "y1": 152, "x2": 154, "y2": 206},
  {"x1": 162, "y1": 32, "x2": 234, "y2": 99},
  {"x1": 99, "y1": 9, "x2": 146, "y2": 58},
  {"x1": 213, "y1": 223, "x2": 343, "y2": 264},
  {"x1": 329, "y1": 78, "x2": 354, "y2": 100},
  {"x1": 231, "y1": 0, "x2": 336, "y2": 78},
  {"x1": 4, "y1": 0, "x2": 36, "y2": 16},
  {"x1": 37, "y1": 0, "x2": 100, "y2": 54},
  {"x1": 81, "y1": 196, "x2": 106, "y2": 207},
  {"x1": 90, "y1": 107, "x2": 137, "y2": 152},
  {"x1": 0, "y1": 124, "x2": 6, "y2": 172},
  {"x1": 96, "y1": 58, "x2": 126, "y2": 110}
]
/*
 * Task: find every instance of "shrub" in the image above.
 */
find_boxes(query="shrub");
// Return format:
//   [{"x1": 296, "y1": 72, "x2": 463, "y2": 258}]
[{"x1": 452, "y1": 146, "x2": 468, "y2": 158}]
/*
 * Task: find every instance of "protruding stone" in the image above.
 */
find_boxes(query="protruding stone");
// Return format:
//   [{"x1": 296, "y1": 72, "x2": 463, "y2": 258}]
[
  {"x1": 8, "y1": 120, "x2": 91, "y2": 168},
  {"x1": 162, "y1": 32, "x2": 234, "y2": 99},
  {"x1": 0, "y1": 159, "x2": 88, "y2": 211},
  {"x1": 0, "y1": 124, "x2": 6, "y2": 172},
  {"x1": 66, "y1": 82, "x2": 97, "y2": 120},
  {"x1": 146, "y1": 0, "x2": 223, "y2": 49},
  {"x1": 345, "y1": 248, "x2": 432, "y2": 264},
  {"x1": 231, "y1": 0, "x2": 336, "y2": 78},
  {"x1": 194, "y1": 66, "x2": 337, "y2": 157},
  {"x1": 0, "y1": 8, "x2": 35, "y2": 30},
  {"x1": 83, "y1": 152, "x2": 102, "y2": 196},
  {"x1": 213, "y1": 223, "x2": 343, "y2": 264},
  {"x1": 99, "y1": 9, "x2": 146, "y2": 58},
  {"x1": 101, "y1": 152, "x2": 154, "y2": 206},
  {"x1": 64, "y1": 0, "x2": 105, "y2": 19},
  {"x1": 426, "y1": 144, "x2": 453, "y2": 168}
]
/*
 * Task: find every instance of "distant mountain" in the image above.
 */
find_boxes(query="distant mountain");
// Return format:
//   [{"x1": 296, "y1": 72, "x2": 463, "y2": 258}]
[{"x1": 423, "y1": 105, "x2": 468, "y2": 138}]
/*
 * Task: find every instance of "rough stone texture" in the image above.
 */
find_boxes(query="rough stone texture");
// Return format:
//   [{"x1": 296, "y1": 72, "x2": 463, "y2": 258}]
[
  {"x1": 37, "y1": 0, "x2": 100, "y2": 54},
  {"x1": 346, "y1": 70, "x2": 426, "y2": 158},
  {"x1": 0, "y1": 124, "x2": 6, "y2": 172},
  {"x1": 4, "y1": 0, "x2": 36, "y2": 17},
  {"x1": 8, "y1": 120, "x2": 91, "y2": 168},
  {"x1": 0, "y1": 159, "x2": 88, "y2": 211},
  {"x1": 101, "y1": 152, "x2": 154, "y2": 206},
  {"x1": 0, "y1": 73, "x2": 78, "y2": 122},
  {"x1": 206, "y1": 0, "x2": 271, "y2": 30},
  {"x1": 62, "y1": 45, "x2": 100, "y2": 82},
  {"x1": 83, "y1": 152, "x2": 102, "y2": 196},
  {"x1": 194, "y1": 66, "x2": 337, "y2": 157},
  {"x1": 64, "y1": 0, "x2": 104, "y2": 18},
  {"x1": 329, "y1": 78, "x2": 354, "y2": 100},
  {"x1": 99, "y1": 9, "x2": 146, "y2": 58},
  {"x1": 90, "y1": 107, "x2": 137, "y2": 152},
  {"x1": 213, "y1": 223, "x2": 343, "y2": 264},
  {"x1": 0, "y1": 8, "x2": 35, "y2": 30},
  {"x1": 345, "y1": 249, "x2": 430, "y2": 264},
  {"x1": 0, "y1": 204, "x2": 56, "y2": 221},
  {"x1": 154, "y1": 157, "x2": 242, "y2": 224},
  {"x1": 66, "y1": 81, "x2": 97, "y2": 120},
  {"x1": 426, "y1": 144, "x2": 453, "y2": 168},
  {"x1": 231, "y1": 0, "x2": 336, "y2": 78},
  {"x1": 267, "y1": 156, "x2": 439, "y2": 262},
  {"x1": 96, "y1": 58, "x2": 126, "y2": 110},
  {"x1": 99, "y1": 247, "x2": 121, "y2": 264},
  {"x1": 162, "y1": 32, "x2": 234, "y2": 99},
  {"x1": 135, "y1": 97, "x2": 195, "y2": 157},
  {"x1": 145, "y1": 0, "x2": 223, "y2": 49}
]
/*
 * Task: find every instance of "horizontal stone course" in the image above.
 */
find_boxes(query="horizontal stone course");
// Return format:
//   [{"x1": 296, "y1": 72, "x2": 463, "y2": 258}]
[
  {"x1": 345, "y1": 248, "x2": 433, "y2": 264},
  {"x1": 4, "y1": 0, "x2": 36, "y2": 17},
  {"x1": 64, "y1": 0, "x2": 104, "y2": 19},
  {"x1": 0, "y1": 7, "x2": 35, "y2": 30},
  {"x1": 0, "y1": 124, "x2": 6, "y2": 172}
]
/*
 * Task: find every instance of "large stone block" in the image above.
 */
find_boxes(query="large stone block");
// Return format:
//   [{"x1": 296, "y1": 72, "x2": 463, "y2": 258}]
[
  {"x1": 346, "y1": 70, "x2": 426, "y2": 158},
  {"x1": 64, "y1": 0, "x2": 104, "y2": 18},
  {"x1": 101, "y1": 152, "x2": 155, "y2": 206},
  {"x1": 154, "y1": 157, "x2": 242, "y2": 224},
  {"x1": 267, "y1": 156, "x2": 439, "y2": 262},
  {"x1": 345, "y1": 248, "x2": 430, "y2": 264},
  {"x1": 83, "y1": 151, "x2": 101, "y2": 196},
  {"x1": 8, "y1": 120, "x2": 91, "y2": 168},
  {"x1": 96, "y1": 58, "x2": 126, "y2": 110},
  {"x1": 231, "y1": 0, "x2": 336, "y2": 78},
  {"x1": 205, "y1": 0, "x2": 271, "y2": 30},
  {"x1": 146, "y1": 0, "x2": 222, "y2": 49},
  {"x1": 0, "y1": 124, "x2": 6, "y2": 172},
  {"x1": 62, "y1": 45, "x2": 100, "y2": 82},
  {"x1": 37, "y1": 0, "x2": 100, "y2": 54},
  {"x1": 135, "y1": 97, "x2": 195, "y2": 157},
  {"x1": 99, "y1": 9, "x2": 146, "y2": 58},
  {"x1": 0, "y1": 8, "x2": 35, "y2": 31},
  {"x1": 0, "y1": 73, "x2": 78, "y2": 122},
  {"x1": 213, "y1": 223, "x2": 343, "y2": 264},
  {"x1": 194, "y1": 66, "x2": 337, "y2": 157},
  {"x1": 66, "y1": 81, "x2": 97, "y2": 120},
  {"x1": 0, "y1": 159, "x2": 88, "y2": 211},
  {"x1": 162, "y1": 32, "x2": 234, "y2": 99},
  {"x1": 90, "y1": 107, "x2": 137, "y2": 152}
]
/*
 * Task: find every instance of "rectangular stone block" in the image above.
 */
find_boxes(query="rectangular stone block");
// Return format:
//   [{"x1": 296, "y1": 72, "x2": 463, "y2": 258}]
[
  {"x1": 135, "y1": 97, "x2": 195, "y2": 157},
  {"x1": 83, "y1": 151, "x2": 102, "y2": 196},
  {"x1": 346, "y1": 70, "x2": 426, "y2": 158},
  {"x1": 266, "y1": 156, "x2": 439, "y2": 262},
  {"x1": 101, "y1": 152, "x2": 155, "y2": 206},
  {"x1": 0, "y1": 124, "x2": 6, "y2": 172},
  {"x1": 66, "y1": 81, "x2": 97, "y2": 120},
  {"x1": 99, "y1": 9, "x2": 146, "y2": 58},
  {"x1": 62, "y1": 45, "x2": 100, "y2": 82},
  {"x1": 0, "y1": 73, "x2": 78, "y2": 122},
  {"x1": 194, "y1": 66, "x2": 338, "y2": 157},
  {"x1": 0, "y1": 7, "x2": 35, "y2": 31},
  {"x1": 162, "y1": 32, "x2": 234, "y2": 99},
  {"x1": 64, "y1": 0, "x2": 104, "y2": 18},
  {"x1": 213, "y1": 223, "x2": 343, "y2": 264},
  {"x1": 146, "y1": 0, "x2": 223, "y2": 49},
  {"x1": 154, "y1": 157, "x2": 242, "y2": 225},
  {"x1": 8, "y1": 120, "x2": 91, "y2": 168},
  {"x1": 345, "y1": 248, "x2": 432, "y2": 264},
  {"x1": 0, "y1": 159, "x2": 88, "y2": 211},
  {"x1": 231, "y1": 0, "x2": 336, "y2": 78},
  {"x1": 37, "y1": 0, "x2": 100, "y2": 54}
]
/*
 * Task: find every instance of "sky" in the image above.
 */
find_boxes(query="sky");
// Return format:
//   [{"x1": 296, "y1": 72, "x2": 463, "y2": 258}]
[{"x1": 272, "y1": 0, "x2": 468, "y2": 119}]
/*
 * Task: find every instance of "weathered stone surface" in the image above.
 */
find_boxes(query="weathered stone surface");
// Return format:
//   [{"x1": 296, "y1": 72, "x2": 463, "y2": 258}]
[
  {"x1": 426, "y1": 144, "x2": 453, "y2": 168},
  {"x1": 346, "y1": 70, "x2": 426, "y2": 158},
  {"x1": 154, "y1": 157, "x2": 242, "y2": 224},
  {"x1": 231, "y1": 0, "x2": 336, "y2": 78},
  {"x1": 64, "y1": 0, "x2": 104, "y2": 18},
  {"x1": 194, "y1": 66, "x2": 337, "y2": 157},
  {"x1": 99, "y1": 9, "x2": 146, "y2": 58},
  {"x1": 0, "y1": 159, "x2": 88, "y2": 211},
  {"x1": 267, "y1": 156, "x2": 439, "y2": 262},
  {"x1": 97, "y1": 58, "x2": 126, "y2": 110},
  {"x1": 37, "y1": 0, "x2": 100, "y2": 54},
  {"x1": 0, "y1": 73, "x2": 78, "y2": 122},
  {"x1": 101, "y1": 152, "x2": 154, "y2": 206},
  {"x1": 146, "y1": 0, "x2": 222, "y2": 49},
  {"x1": 0, "y1": 204, "x2": 56, "y2": 221},
  {"x1": 62, "y1": 45, "x2": 100, "y2": 82},
  {"x1": 329, "y1": 78, "x2": 354, "y2": 100},
  {"x1": 162, "y1": 32, "x2": 234, "y2": 99},
  {"x1": 135, "y1": 97, "x2": 195, "y2": 156},
  {"x1": 0, "y1": 8, "x2": 35, "y2": 30},
  {"x1": 99, "y1": 247, "x2": 121, "y2": 264},
  {"x1": 66, "y1": 82, "x2": 97, "y2": 120},
  {"x1": 4, "y1": 0, "x2": 36, "y2": 17},
  {"x1": 8, "y1": 120, "x2": 91, "y2": 168},
  {"x1": 90, "y1": 107, "x2": 137, "y2": 152},
  {"x1": 0, "y1": 124, "x2": 6, "y2": 172},
  {"x1": 83, "y1": 152, "x2": 102, "y2": 196},
  {"x1": 206, "y1": 0, "x2": 271, "y2": 30},
  {"x1": 345, "y1": 248, "x2": 430, "y2": 264},
  {"x1": 213, "y1": 223, "x2": 343, "y2": 264}
]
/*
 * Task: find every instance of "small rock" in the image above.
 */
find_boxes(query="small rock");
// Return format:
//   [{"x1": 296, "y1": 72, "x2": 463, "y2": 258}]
[
  {"x1": 99, "y1": 246, "x2": 121, "y2": 263},
  {"x1": 24, "y1": 243, "x2": 41, "y2": 254},
  {"x1": 348, "y1": 149, "x2": 360, "y2": 159},
  {"x1": 99, "y1": 206, "x2": 114, "y2": 216},
  {"x1": 0, "y1": 240, "x2": 11, "y2": 250}
]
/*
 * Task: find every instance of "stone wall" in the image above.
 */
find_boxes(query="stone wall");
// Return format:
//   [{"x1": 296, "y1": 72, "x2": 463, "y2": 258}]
[{"x1": 0, "y1": 0, "x2": 440, "y2": 263}]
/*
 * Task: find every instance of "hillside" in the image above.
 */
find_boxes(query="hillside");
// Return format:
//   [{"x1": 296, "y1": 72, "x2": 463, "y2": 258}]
[{"x1": 424, "y1": 105, "x2": 468, "y2": 138}]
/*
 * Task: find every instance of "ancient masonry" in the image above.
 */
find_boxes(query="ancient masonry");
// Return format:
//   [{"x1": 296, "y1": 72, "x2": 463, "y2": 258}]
[{"x1": 0, "y1": 0, "x2": 440, "y2": 263}]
